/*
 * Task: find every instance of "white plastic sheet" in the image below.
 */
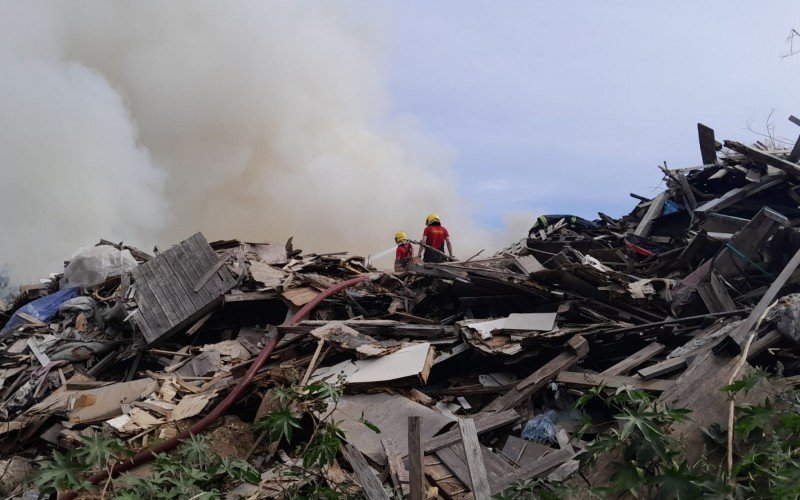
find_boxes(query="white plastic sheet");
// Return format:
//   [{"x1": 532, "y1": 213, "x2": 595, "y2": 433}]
[{"x1": 61, "y1": 246, "x2": 137, "y2": 289}]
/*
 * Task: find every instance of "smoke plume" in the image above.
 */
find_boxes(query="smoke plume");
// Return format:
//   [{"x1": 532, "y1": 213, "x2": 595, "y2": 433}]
[{"x1": 0, "y1": 1, "x2": 494, "y2": 282}]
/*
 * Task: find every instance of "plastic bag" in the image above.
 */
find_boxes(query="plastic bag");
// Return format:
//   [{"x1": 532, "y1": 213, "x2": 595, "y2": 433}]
[
  {"x1": 60, "y1": 246, "x2": 138, "y2": 289},
  {"x1": 0, "y1": 286, "x2": 79, "y2": 335},
  {"x1": 521, "y1": 410, "x2": 557, "y2": 444}
]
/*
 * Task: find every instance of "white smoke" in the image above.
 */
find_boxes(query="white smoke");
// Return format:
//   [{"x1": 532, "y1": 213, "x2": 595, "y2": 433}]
[{"x1": 0, "y1": 1, "x2": 493, "y2": 282}]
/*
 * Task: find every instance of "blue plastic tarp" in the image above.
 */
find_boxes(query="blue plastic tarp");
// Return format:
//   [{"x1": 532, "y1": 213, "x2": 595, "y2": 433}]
[{"x1": 1, "y1": 286, "x2": 80, "y2": 336}]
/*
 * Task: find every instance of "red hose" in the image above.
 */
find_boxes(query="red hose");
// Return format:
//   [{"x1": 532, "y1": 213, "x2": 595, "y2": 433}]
[{"x1": 60, "y1": 274, "x2": 370, "y2": 500}]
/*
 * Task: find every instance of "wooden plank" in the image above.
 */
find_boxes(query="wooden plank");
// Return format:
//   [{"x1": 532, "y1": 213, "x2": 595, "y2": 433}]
[
  {"x1": 677, "y1": 173, "x2": 697, "y2": 211},
  {"x1": 697, "y1": 123, "x2": 718, "y2": 165},
  {"x1": 139, "y1": 262, "x2": 180, "y2": 327},
  {"x1": 130, "y1": 310, "x2": 157, "y2": 343},
  {"x1": 432, "y1": 447, "x2": 472, "y2": 494},
  {"x1": 191, "y1": 233, "x2": 236, "y2": 292},
  {"x1": 341, "y1": 443, "x2": 390, "y2": 500},
  {"x1": 789, "y1": 136, "x2": 800, "y2": 162},
  {"x1": 694, "y1": 177, "x2": 783, "y2": 216},
  {"x1": 747, "y1": 330, "x2": 782, "y2": 360},
  {"x1": 163, "y1": 248, "x2": 208, "y2": 310},
  {"x1": 725, "y1": 140, "x2": 800, "y2": 179},
  {"x1": 489, "y1": 449, "x2": 571, "y2": 496},
  {"x1": 555, "y1": 371, "x2": 674, "y2": 392},
  {"x1": 172, "y1": 244, "x2": 215, "y2": 303},
  {"x1": 16, "y1": 312, "x2": 46, "y2": 327},
  {"x1": 186, "y1": 234, "x2": 225, "y2": 293},
  {"x1": 634, "y1": 191, "x2": 668, "y2": 237},
  {"x1": 637, "y1": 357, "x2": 687, "y2": 380},
  {"x1": 382, "y1": 438, "x2": 408, "y2": 494},
  {"x1": 731, "y1": 247, "x2": 800, "y2": 343},
  {"x1": 150, "y1": 253, "x2": 192, "y2": 318},
  {"x1": 223, "y1": 292, "x2": 278, "y2": 303},
  {"x1": 177, "y1": 239, "x2": 221, "y2": 301},
  {"x1": 152, "y1": 256, "x2": 193, "y2": 320},
  {"x1": 483, "y1": 352, "x2": 578, "y2": 412},
  {"x1": 602, "y1": 342, "x2": 665, "y2": 376},
  {"x1": 424, "y1": 409, "x2": 520, "y2": 454},
  {"x1": 130, "y1": 270, "x2": 170, "y2": 333},
  {"x1": 408, "y1": 416, "x2": 424, "y2": 500},
  {"x1": 186, "y1": 234, "x2": 227, "y2": 294},
  {"x1": 786, "y1": 115, "x2": 800, "y2": 163},
  {"x1": 713, "y1": 207, "x2": 788, "y2": 279},
  {"x1": 458, "y1": 418, "x2": 491, "y2": 500},
  {"x1": 185, "y1": 310, "x2": 214, "y2": 337},
  {"x1": 193, "y1": 258, "x2": 227, "y2": 292},
  {"x1": 422, "y1": 455, "x2": 469, "y2": 497}
]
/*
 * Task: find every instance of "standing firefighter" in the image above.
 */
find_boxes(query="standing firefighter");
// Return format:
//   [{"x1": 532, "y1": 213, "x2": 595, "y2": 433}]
[
  {"x1": 394, "y1": 231, "x2": 414, "y2": 272},
  {"x1": 418, "y1": 213, "x2": 453, "y2": 263}
]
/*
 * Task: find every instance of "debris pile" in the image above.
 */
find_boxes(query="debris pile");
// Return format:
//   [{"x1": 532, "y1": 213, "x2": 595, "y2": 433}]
[{"x1": 3, "y1": 123, "x2": 800, "y2": 498}]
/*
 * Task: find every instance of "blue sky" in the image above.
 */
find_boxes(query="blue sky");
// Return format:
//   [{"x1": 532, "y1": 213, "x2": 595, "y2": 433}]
[{"x1": 381, "y1": 1, "x2": 800, "y2": 227}]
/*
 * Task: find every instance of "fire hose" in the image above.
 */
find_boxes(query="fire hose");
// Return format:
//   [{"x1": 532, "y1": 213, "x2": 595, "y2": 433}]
[{"x1": 60, "y1": 274, "x2": 371, "y2": 500}]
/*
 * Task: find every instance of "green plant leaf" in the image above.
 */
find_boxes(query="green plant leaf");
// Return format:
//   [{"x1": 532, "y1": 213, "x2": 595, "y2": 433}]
[
  {"x1": 34, "y1": 450, "x2": 90, "y2": 492},
  {"x1": 74, "y1": 433, "x2": 125, "y2": 471},
  {"x1": 255, "y1": 406, "x2": 302, "y2": 443}
]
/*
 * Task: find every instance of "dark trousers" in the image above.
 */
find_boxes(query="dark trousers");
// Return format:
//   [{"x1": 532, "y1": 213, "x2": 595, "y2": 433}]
[{"x1": 423, "y1": 248, "x2": 446, "y2": 263}]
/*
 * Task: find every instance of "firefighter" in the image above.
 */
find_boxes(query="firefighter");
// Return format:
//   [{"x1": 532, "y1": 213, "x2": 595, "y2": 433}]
[
  {"x1": 418, "y1": 213, "x2": 453, "y2": 263},
  {"x1": 394, "y1": 231, "x2": 414, "y2": 271}
]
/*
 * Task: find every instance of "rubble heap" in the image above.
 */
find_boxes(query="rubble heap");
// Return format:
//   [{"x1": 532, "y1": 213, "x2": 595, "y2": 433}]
[{"x1": 4, "y1": 124, "x2": 800, "y2": 498}]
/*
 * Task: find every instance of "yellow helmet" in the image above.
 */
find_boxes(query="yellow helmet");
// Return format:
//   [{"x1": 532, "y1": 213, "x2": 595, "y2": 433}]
[
  {"x1": 426, "y1": 213, "x2": 440, "y2": 225},
  {"x1": 395, "y1": 231, "x2": 408, "y2": 243}
]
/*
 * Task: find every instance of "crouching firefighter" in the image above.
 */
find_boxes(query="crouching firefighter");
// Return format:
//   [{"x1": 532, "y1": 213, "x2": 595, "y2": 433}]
[
  {"x1": 418, "y1": 213, "x2": 453, "y2": 263},
  {"x1": 394, "y1": 231, "x2": 414, "y2": 272}
]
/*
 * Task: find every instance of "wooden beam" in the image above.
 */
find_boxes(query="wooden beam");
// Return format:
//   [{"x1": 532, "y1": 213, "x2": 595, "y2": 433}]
[
  {"x1": 697, "y1": 123, "x2": 718, "y2": 165},
  {"x1": 382, "y1": 438, "x2": 408, "y2": 494},
  {"x1": 555, "y1": 371, "x2": 674, "y2": 392},
  {"x1": 602, "y1": 342, "x2": 665, "y2": 376},
  {"x1": 789, "y1": 116, "x2": 800, "y2": 162},
  {"x1": 634, "y1": 192, "x2": 668, "y2": 237},
  {"x1": 489, "y1": 449, "x2": 571, "y2": 496},
  {"x1": 483, "y1": 352, "x2": 579, "y2": 412},
  {"x1": 712, "y1": 207, "x2": 788, "y2": 279},
  {"x1": 458, "y1": 418, "x2": 491, "y2": 500},
  {"x1": 637, "y1": 357, "x2": 687, "y2": 380},
  {"x1": 731, "y1": 247, "x2": 800, "y2": 343},
  {"x1": 677, "y1": 173, "x2": 698, "y2": 211},
  {"x1": 408, "y1": 416, "x2": 424, "y2": 500},
  {"x1": 192, "y1": 258, "x2": 226, "y2": 292},
  {"x1": 341, "y1": 443, "x2": 390, "y2": 500},
  {"x1": 725, "y1": 140, "x2": 800, "y2": 179},
  {"x1": 424, "y1": 409, "x2": 520, "y2": 454},
  {"x1": 694, "y1": 177, "x2": 783, "y2": 216},
  {"x1": 747, "y1": 330, "x2": 782, "y2": 360}
]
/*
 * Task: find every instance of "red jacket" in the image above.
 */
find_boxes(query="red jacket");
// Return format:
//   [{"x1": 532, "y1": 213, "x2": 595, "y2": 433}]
[
  {"x1": 423, "y1": 225, "x2": 449, "y2": 251},
  {"x1": 396, "y1": 242, "x2": 413, "y2": 260}
]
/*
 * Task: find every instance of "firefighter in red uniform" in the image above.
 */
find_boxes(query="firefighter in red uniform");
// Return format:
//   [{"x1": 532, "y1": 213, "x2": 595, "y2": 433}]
[
  {"x1": 394, "y1": 231, "x2": 414, "y2": 271},
  {"x1": 418, "y1": 213, "x2": 453, "y2": 263}
]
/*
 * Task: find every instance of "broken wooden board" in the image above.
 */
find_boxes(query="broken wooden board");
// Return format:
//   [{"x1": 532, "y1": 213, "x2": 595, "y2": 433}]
[
  {"x1": 725, "y1": 140, "x2": 800, "y2": 179},
  {"x1": 483, "y1": 351, "x2": 580, "y2": 412},
  {"x1": 321, "y1": 393, "x2": 452, "y2": 466},
  {"x1": 697, "y1": 123, "x2": 718, "y2": 165},
  {"x1": 130, "y1": 233, "x2": 237, "y2": 345},
  {"x1": 68, "y1": 378, "x2": 158, "y2": 424},
  {"x1": 424, "y1": 409, "x2": 520, "y2": 454},
  {"x1": 341, "y1": 443, "x2": 391, "y2": 500},
  {"x1": 281, "y1": 287, "x2": 320, "y2": 307},
  {"x1": 312, "y1": 342, "x2": 434, "y2": 386},
  {"x1": 602, "y1": 342, "x2": 665, "y2": 376},
  {"x1": 489, "y1": 449, "x2": 571, "y2": 496},
  {"x1": 555, "y1": 371, "x2": 674, "y2": 392},
  {"x1": 634, "y1": 191, "x2": 668, "y2": 237}
]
